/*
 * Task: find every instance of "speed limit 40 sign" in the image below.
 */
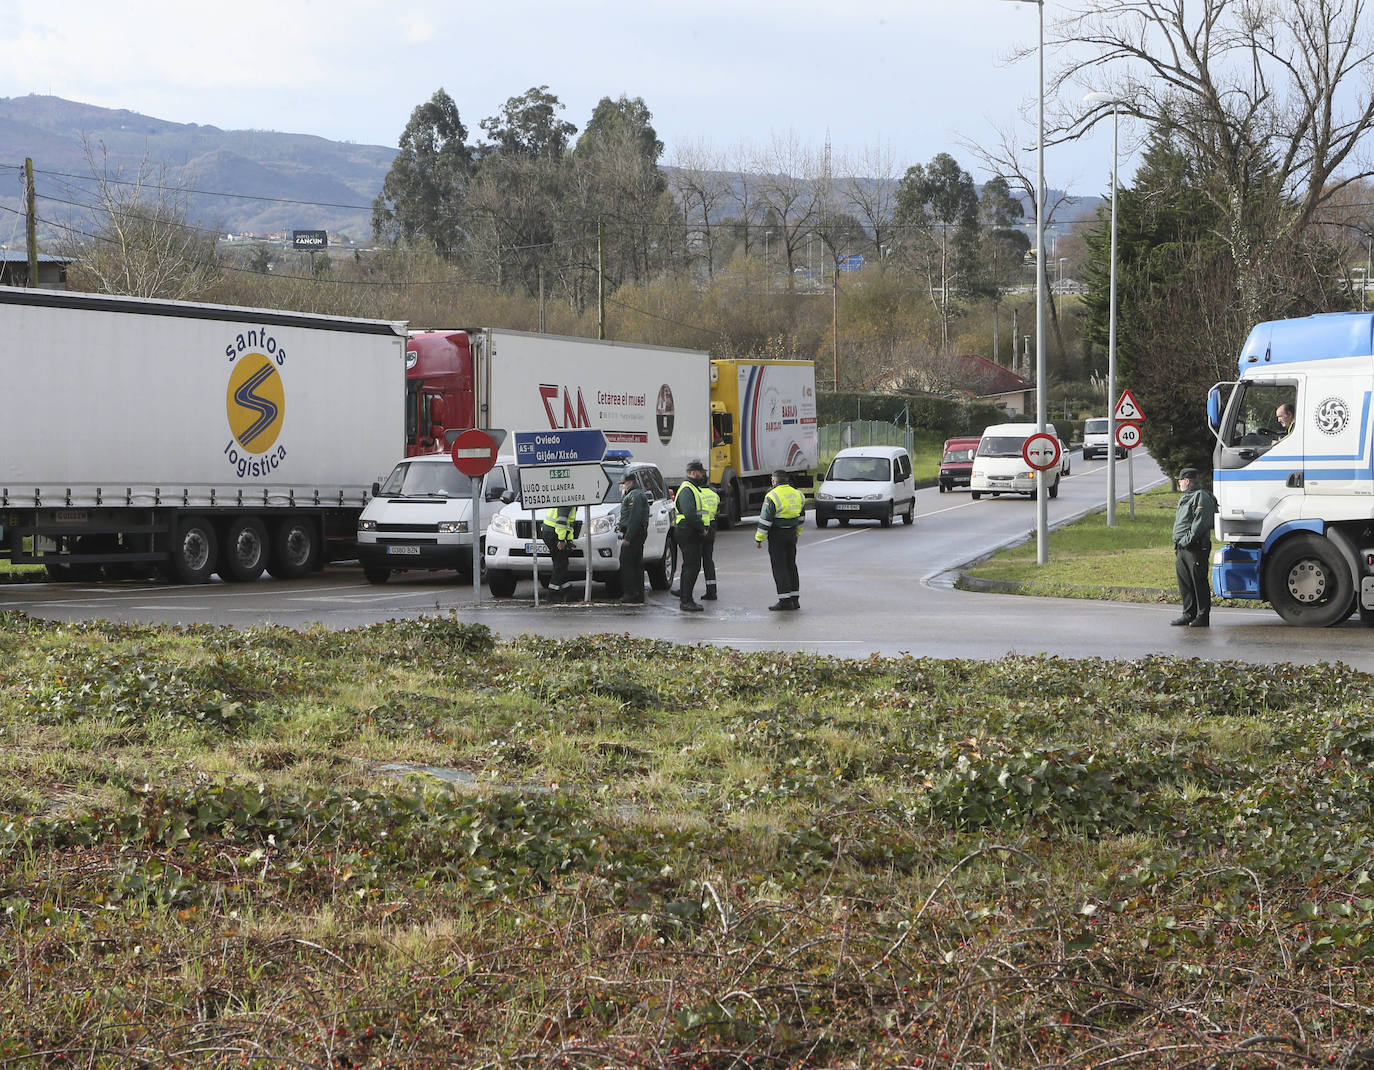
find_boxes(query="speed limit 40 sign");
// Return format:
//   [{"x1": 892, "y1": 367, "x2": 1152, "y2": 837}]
[{"x1": 1115, "y1": 422, "x2": 1143, "y2": 450}]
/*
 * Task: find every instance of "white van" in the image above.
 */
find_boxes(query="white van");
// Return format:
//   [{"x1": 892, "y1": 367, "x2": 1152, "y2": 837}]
[
  {"x1": 814, "y1": 445, "x2": 915, "y2": 527},
  {"x1": 971, "y1": 423, "x2": 1068, "y2": 500},
  {"x1": 1082, "y1": 416, "x2": 1125, "y2": 460}
]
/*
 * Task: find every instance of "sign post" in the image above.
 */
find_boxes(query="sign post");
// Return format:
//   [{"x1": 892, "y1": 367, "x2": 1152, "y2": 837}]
[
  {"x1": 1112, "y1": 390, "x2": 1146, "y2": 522},
  {"x1": 513, "y1": 429, "x2": 609, "y2": 603},
  {"x1": 450, "y1": 428, "x2": 501, "y2": 603}
]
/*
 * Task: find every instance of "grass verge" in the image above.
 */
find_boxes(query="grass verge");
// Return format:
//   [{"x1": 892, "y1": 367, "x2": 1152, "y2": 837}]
[{"x1": 1, "y1": 611, "x2": 1371, "y2": 1065}]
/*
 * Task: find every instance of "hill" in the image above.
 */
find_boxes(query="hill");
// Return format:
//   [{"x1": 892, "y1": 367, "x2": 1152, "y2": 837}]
[{"x1": 0, "y1": 94, "x2": 396, "y2": 243}]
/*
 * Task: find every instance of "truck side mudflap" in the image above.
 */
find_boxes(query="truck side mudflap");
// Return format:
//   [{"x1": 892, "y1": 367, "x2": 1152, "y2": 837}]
[{"x1": 1213, "y1": 544, "x2": 1262, "y2": 599}]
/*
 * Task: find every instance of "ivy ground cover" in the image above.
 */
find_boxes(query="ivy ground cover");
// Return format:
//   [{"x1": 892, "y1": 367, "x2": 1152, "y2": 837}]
[{"x1": 1, "y1": 611, "x2": 1373, "y2": 1067}]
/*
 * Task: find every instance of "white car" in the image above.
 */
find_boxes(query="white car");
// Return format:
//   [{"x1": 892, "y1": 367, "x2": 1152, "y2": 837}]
[
  {"x1": 356, "y1": 453, "x2": 519, "y2": 583},
  {"x1": 814, "y1": 445, "x2": 916, "y2": 527},
  {"x1": 484, "y1": 458, "x2": 678, "y2": 598}
]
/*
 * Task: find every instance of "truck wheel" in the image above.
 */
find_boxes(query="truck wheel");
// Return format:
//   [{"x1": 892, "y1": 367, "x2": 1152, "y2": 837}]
[
  {"x1": 170, "y1": 516, "x2": 218, "y2": 585},
  {"x1": 1266, "y1": 533, "x2": 1356, "y2": 627},
  {"x1": 363, "y1": 567, "x2": 390, "y2": 585},
  {"x1": 487, "y1": 571, "x2": 518, "y2": 598},
  {"x1": 266, "y1": 518, "x2": 318, "y2": 579},
  {"x1": 647, "y1": 536, "x2": 677, "y2": 590},
  {"x1": 219, "y1": 518, "x2": 269, "y2": 583},
  {"x1": 718, "y1": 480, "x2": 741, "y2": 530}
]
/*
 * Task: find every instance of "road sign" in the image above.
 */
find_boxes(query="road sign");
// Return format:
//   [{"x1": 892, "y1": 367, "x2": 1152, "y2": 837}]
[
  {"x1": 1115, "y1": 422, "x2": 1143, "y2": 450},
  {"x1": 1022, "y1": 432, "x2": 1062, "y2": 471},
  {"x1": 517, "y1": 462, "x2": 612, "y2": 509},
  {"x1": 1113, "y1": 389, "x2": 1146, "y2": 423},
  {"x1": 450, "y1": 428, "x2": 498, "y2": 477},
  {"x1": 513, "y1": 428, "x2": 608, "y2": 466},
  {"x1": 839, "y1": 254, "x2": 865, "y2": 272}
]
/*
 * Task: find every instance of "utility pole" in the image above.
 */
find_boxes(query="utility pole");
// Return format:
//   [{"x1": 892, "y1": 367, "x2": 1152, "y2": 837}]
[
  {"x1": 24, "y1": 158, "x2": 37, "y2": 287},
  {"x1": 597, "y1": 217, "x2": 606, "y2": 340}
]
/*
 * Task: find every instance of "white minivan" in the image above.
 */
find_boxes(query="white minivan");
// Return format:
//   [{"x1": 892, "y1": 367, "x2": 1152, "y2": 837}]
[
  {"x1": 971, "y1": 422, "x2": 1068, "y2": 500},
  {"x1": 814, "y1": 445, "x2": 915, "y2": 527}
]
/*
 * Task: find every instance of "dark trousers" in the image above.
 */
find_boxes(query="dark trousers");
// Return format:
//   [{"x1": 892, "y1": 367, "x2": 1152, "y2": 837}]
[
  {"x1": 1175, "y1": 542, "x2": 1211, "y2": 620},
  {"x1": 677, "y1": 527, "x2": 703, "y2": 604},
  {"x1": 701, "y1": 531, "x2": 717, "y2": 594},
  {"x1": 767, "y1": 531, "x2": 800, "y2": 600},
  {"x1": 542, "y1": 531, "x2": 572, "y2": 593},
  {"x1": 619, "y1": 535, "x2": 646, "y2": 600}
]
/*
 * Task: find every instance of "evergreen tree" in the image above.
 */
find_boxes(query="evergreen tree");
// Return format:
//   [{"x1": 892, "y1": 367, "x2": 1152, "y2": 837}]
[{"x1": 371, "y1": 89, "x2": 473, "y2": 259}]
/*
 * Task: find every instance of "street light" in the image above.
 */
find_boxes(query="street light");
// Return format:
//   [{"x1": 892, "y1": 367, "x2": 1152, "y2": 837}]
[
  {"x1": 1084, "y1": 90, "x2": 1123, "y2": 525},
  {"x1": 999, "y1": 0, "x2": 1048, "y2": 563}
]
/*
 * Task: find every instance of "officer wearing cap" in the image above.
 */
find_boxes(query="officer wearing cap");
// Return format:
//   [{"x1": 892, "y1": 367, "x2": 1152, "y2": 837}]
[
  {"x1": 617, "y1": 470, "x2": 649, "y2": 604},
  {"x1": 1171, "y1": 467, "x2": 1217, "y2": 627},
  {"x1": 673, "y1": 460, "x2": 710, "y2": 612},
  {"x1": 756, "y1": 468, "x2": 805, "y2": 610}
]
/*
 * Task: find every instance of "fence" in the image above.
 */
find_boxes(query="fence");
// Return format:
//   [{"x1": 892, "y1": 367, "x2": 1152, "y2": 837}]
[{"x1": 816, "y1": 421, "x2": 915, "y2": 467}]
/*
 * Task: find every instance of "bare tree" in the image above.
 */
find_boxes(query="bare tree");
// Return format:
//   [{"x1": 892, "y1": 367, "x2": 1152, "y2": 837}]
[
  {"x1": 60, "y1": 140, "x2": 218, "y2": 300},
  {"x1": 1052, "y1": 0, "x2": 1374, "y2": 320},
  {"x1": 838, "y1": 142, "x2": 901, "y2": 264},
  {"x1": 753, "y1": 131, "x2": 821, "y2": 290},
  {"x1": 668, "y1": 138, "x2": 732, "y2": 277}
]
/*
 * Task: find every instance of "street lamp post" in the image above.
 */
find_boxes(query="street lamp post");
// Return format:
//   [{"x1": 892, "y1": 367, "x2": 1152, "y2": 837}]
[
  {"x1": 1000, "y1": 0, "x2": 1048, "y2": 563},
  {"x1": 1084, "y1": 91, "x2": 1122, "y2": 525}
]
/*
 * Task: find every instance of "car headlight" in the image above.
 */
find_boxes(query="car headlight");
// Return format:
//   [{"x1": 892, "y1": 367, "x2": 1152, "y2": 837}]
[
  {"x1": 817, "y1": 490, "x2": 834, "y2": 501},
  {"x1": 591, "y1": 514, "x2": 615, "y2": 536},
  {"x1": 438, "y1": 520, "x2": 468, "y2": 534},
  {"x1": 1023, "y1": 471, "x2": 1036, "y2": 480},
  {"x1": 358, "y1": 519, "x2": 377, "y2": 532},
  {"x1": 490, "y1": 513, "x2": 515, "y2": 536},
  {"x1": 862, "y1": 493, "x2": 881, "y2": 501}
]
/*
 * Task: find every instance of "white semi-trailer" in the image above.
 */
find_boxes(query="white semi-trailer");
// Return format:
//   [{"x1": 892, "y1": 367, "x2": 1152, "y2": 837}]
[{"x1": 0, "y1": 286, "x2": 407, "y2": 583}]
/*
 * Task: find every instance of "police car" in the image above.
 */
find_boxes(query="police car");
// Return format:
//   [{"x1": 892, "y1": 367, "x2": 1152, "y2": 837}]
[{"x1": 483, "y1": 452, "x2": 678, "y2": 597}]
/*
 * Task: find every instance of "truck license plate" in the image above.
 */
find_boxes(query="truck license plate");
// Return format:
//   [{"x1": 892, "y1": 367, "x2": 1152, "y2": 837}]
[
  {"x1": 836, "y1": 503, "x2": 860, "y2": 511},
  {"x1": 386, "y1": 545, "x2": 422, "y2": 556}
]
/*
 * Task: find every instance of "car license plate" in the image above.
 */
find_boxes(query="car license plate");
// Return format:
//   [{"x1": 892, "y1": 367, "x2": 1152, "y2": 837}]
[
  {"x1": 524, "y1": 541, "x2": 547, "y2": 555},
  {"x1": 386, "y1": 545, "x2": 421, "y2": 556},
  {"x1": 836, "y1": 503, "x2": 860, "y2": 511}
]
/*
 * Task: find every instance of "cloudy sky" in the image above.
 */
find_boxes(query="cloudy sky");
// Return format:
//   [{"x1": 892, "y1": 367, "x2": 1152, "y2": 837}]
[{"x1": 0, "y1": 0, "x2": 1124, "y2": 198}]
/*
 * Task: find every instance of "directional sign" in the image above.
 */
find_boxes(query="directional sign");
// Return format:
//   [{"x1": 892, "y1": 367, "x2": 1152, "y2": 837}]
[
  {"x1": 451, "y1": 428, "x2": 498, "y2": 477},
  {"x1": 1113, "y1": 389, "x2": 1146, "y2": 423},
  {"x1": 1115, "y1": 422, "x2": 1143, "y2": 450},
  {"x1": 839, "y1": 254, "x2": 865, "y2": 272},
  {"x1": 513, "y1": 428, "x2": 608, "y2": 466},
  {"x1": 517, "y1": 462, "x2": 612, "y2": 509},
  {"x1": 1022, "y1": 432, "x2": 1062, "y2": 471}
]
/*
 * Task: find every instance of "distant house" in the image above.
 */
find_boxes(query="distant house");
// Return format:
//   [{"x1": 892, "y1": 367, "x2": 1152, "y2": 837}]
[
  {"x1": 0, "y1": 251, "x2": 72, "y2": 289},
  {"x1": 955, "y1": 354, "x2": 1034, "y2": 416}
]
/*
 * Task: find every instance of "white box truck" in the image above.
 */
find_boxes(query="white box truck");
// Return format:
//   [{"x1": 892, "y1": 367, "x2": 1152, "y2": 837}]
[{"x1": 0, "y1": 286, "x2": 406, "y2": 583}]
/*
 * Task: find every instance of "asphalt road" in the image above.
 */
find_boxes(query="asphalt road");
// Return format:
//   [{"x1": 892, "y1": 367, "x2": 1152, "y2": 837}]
[{"x1": 7, "y1": 452, "x2": 1374, "y2": 670}]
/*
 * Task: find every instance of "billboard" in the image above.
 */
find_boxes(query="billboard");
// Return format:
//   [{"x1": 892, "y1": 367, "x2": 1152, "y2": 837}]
[{"x1": 292, "y1": 230, "x2": 327, "y2": 250}]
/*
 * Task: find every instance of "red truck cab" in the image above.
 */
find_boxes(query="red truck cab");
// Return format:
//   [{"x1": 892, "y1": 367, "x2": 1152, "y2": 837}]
[
  {"x1": 938, "y1": 436, "x2": 982, "y2": 492},
  {"x1": 405, "y1": 331, "x2": 474, "y2": 456}
]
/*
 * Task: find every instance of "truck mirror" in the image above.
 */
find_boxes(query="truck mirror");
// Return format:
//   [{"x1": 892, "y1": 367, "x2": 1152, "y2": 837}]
[{"x1": 1207, "y1": 387, "x2": 1222, "y2": 432}]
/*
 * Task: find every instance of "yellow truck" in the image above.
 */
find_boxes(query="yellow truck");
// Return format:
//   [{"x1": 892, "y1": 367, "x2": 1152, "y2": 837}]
[{"x1": 707, "y1": 359, "x2": 818, "y2": 526}]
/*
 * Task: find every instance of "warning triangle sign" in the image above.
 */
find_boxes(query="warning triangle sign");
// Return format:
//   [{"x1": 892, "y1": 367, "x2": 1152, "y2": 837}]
[{"x1": 1113, "y1": 389, "x2": 1145, "y2": 422}]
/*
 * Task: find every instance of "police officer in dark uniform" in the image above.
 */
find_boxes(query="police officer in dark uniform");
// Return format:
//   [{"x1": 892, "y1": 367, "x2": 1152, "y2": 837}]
[
  {"x1": 540, "y1": 506, "x2": 576, "y2": 603},
  {"x1": 756, "y1": 469, "x2": 805, "y2": 610},
  {"x1": 617, "y1": 471, "x2": 649, "y2": 604}
]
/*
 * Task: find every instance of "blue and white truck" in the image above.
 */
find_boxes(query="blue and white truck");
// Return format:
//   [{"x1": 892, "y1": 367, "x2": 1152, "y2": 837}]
[{"x1": 1208, "y1": 312, "x2": 1374, "y2": 626}]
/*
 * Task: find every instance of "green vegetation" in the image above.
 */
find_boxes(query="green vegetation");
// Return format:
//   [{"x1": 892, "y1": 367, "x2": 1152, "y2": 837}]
[{"x1": 2, "y1": 611, "x2": 1371, "y2": 1065}]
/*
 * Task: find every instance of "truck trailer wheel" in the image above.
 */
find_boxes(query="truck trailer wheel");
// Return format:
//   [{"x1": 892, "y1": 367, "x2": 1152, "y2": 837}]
[
  {"x1": 717, "y1": 479, "x2": 742, "y2": 530},
  {"x1": 170, "y1": 516, "x2": 218, "y2": 585},
  {"x1": 266, "y1": 518, "x2": 319, "y2": 579},
  {"x1": 219, "y1": 518, "x2": 269, "y2": 583},
  {"x1": 1265, "y1": 533, "x2": 1356, "y2": 627}
]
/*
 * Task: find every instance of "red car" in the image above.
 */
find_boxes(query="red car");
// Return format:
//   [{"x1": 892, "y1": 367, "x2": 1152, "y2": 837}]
[{"x1": 938, "y1": 437, "x2": 982, "y2": 492}]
